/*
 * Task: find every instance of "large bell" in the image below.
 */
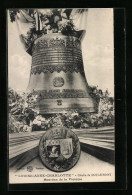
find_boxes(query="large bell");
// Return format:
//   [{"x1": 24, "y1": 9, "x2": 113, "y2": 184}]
[{"x1": 27, "y1": 32, "x2": 97, "y2": 114}]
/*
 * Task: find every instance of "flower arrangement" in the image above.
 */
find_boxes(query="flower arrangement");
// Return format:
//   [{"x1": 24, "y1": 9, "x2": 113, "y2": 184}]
[
  {"x1": 8, "y1": 87, "x2": 114, "y2": 133},
  {"x1": 9, "y1": 9, "x2": 76, "y2": 36},
  {"x1": 9, "y1": 9, "x2": 87, "y2": 52}
]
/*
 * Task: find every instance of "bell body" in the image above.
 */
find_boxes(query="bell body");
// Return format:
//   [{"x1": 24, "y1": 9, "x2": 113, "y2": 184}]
[{"x1": 27, "y1": 33, "x2": 97, "y2": 113}]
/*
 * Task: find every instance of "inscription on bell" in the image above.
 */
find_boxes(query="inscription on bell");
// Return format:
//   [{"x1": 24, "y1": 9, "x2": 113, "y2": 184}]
[{"x1": 53, "y1": 77, "x2": 64, "y2": 87}]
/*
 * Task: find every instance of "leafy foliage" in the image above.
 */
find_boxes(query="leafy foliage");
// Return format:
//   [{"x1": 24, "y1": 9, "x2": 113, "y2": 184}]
[
  {"x1": 9, "y1": 8, "x2": 82, "y2": 43},
  {"x1": 9, "y1": 9, "x2": 20, "y2": 22},
  {"x1": 8, "y1": 87, "x2": 114, "y2": 133}
]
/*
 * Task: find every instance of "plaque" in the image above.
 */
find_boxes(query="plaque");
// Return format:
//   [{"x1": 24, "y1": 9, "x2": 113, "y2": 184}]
[
  {"x1": 53, "y1": 77, "x2": 64, "y2": 87},
  {"x1": 39, "y1": 127, "x2": 81, "y2": 172}
]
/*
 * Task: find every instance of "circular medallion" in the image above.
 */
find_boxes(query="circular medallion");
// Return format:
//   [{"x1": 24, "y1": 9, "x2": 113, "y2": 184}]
[
  {"x1": 39, "y1": 127, "x2": 81, "y2": 172},
  {"x1": 53, "y1": 77, "x2": 64, "y2": 87}
]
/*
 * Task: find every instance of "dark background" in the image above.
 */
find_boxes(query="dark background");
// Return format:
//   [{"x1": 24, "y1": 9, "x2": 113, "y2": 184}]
[{"x1": 0, "y1": 0, "x2": 130, "y2": 193}]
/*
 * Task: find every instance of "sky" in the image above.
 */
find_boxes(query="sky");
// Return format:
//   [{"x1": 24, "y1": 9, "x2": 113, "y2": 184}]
[{"x1": 8, "y1": 8, "x2": 114, "y2": 96}]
